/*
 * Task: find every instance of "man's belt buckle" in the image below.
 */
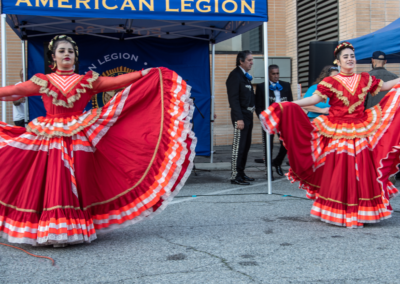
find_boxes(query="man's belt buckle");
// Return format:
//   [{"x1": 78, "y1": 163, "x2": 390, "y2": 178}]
[{"x1": 247, "y1": 106, "x2": 255, "y2": 113}]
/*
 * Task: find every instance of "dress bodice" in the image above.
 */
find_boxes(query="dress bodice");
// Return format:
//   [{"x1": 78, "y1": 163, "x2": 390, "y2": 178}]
[
  {"x1": 313, "y1": 72, "x2": 383, "y2": 139},
  {"x1": 0, "y1": 69, "x2": 143, "y2": 137},
  {"x1": 32, "y1": 70, "x2": 99, "y2": 117},
  {"x1": 317, "y1": 72, "x2": 382, "y2": 118}
]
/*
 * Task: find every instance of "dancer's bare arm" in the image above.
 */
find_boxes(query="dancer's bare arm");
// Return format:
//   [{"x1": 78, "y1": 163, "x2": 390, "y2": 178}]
[
  {"x1": 0, "y1": 81, "x2": 40, "y2": 101},
  {"x1": 292, "y1": 94, "x2": 324, "y2": 107},
  {"x1": 93, "y1": 68, "x2": 152, "y2": 93},
  {"x1": 302, "y1": 106, "x2": 329, "y2": 114},
  {"x1": 381, "y1": 78, "x2": 400, "y2": 91}
]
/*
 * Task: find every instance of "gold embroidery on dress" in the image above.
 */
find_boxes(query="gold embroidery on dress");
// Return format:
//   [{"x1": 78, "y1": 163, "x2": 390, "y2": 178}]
[
  {"x1": 30, "y1": 72, "x2": 99, "y2": 109},
  {"x1": 313, "y1": 105, "x2": 382, "y2": 139},
  {"x1": 320, "y1": 81, "x2": 349, "y2": 106},
  {"x1": 348, "y1": 76, "x2": 372, "y2": 114},
  {"x1": 332, "y1": 73, "x2": 362, "y2": 96},
  {"x1": 25, "y1": 108, "x2": 102, "y2": 138},
  {"x1": 318, "y1": 194, "x2": 382, "y2": 206},
  {"x1": 46, "y1": 75, "x2": 85, "y2": 97},
  {"x1": 314, "y1": 90, "x2": 328, "y2": 103},
  {"x1": 371, "y1": 79, "x2": 383, "y2": 96},
  {"x1": 290, "y1": 170, "x2": 320, "y2": 188}
]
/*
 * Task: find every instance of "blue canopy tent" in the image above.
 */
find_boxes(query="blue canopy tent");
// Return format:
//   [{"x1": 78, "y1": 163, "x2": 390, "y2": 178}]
[
  {"x1": 0, "y1": 0, "x2": 275, "y2": 193},
  {"x1": 346, "y1": 17, "x2": 400, "y2": 64}
]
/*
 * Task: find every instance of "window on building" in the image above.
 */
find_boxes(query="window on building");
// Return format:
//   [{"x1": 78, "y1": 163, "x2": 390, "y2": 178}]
[
  {"x1": 297, "y1": 0, "x2": 339, "y2": 92},
  {"x1": 214, "y1": 26, "x2": 263, "y2": 53}
]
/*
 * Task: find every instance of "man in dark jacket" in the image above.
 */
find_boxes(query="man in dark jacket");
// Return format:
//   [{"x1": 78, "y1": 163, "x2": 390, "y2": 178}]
[
  {"x1": 226, "y1": 50, "x2": 256, "y2": 185},
  {"x1": 365, "y1": 51, "x2": 398, "y2": 109},
  {"x1": 364, "y1": 51, "x2": 399, "y2": 184},
  {"x1": 255, "y1": 64, "x2": 293, "y2": 178}
]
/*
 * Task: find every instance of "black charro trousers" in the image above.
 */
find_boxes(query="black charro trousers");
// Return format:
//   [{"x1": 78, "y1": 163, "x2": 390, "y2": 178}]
[{"x1": 231, "y1": 113, "x2": 253, "y2": 180}]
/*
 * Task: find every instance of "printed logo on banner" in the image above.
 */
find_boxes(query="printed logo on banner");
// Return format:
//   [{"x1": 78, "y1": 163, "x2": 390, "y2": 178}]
[
  {"x1": 91, "y1": 66, "x2": 136, "y2": 108},
  {"x1": 87, "y1": 52, "x2": 145, "y2": 72}
]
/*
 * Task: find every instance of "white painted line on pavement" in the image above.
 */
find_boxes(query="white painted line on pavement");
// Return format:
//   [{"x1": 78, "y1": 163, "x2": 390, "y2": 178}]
[{"x1": 170, "y1": 178, "x2": 286, "y2": 205}]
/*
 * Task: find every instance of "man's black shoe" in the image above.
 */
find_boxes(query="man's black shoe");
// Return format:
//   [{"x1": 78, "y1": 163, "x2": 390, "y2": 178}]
[
  {"x1": 254, "y1": 159, "x2": 264, "y2": 163},
  {"x1": 231, "y1": 177, "x2": 250, "y2": 185},
  {"x1": 243, "y1": 175, "x2": 255, "y2": 182},
  {"x1": 274, "y1": 165, "x2": 284, "y2": 176}
]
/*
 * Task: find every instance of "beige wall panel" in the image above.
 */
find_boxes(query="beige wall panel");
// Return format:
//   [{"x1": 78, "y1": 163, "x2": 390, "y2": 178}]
[{"x1": 0, "y1": 25, "x2": 25, "y2": 124}]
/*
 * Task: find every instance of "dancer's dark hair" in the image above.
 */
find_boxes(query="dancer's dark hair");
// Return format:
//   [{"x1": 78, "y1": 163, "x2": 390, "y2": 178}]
[
  {"x1": 46, "y1": 35, "x2": 79, "y2": 69},
  {"x1": 333, "y1": 42, "x2": 355, "y2": 65}
]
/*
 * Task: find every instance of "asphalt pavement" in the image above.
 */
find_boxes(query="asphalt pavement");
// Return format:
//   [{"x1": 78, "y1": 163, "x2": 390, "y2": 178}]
[{"x1": 1, "y1": 144, "x2": 400, "y2": 284}]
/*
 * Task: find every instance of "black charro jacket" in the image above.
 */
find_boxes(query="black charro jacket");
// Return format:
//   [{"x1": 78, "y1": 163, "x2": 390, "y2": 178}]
[
  {"x1": 255, "y1": 80, "x2": 293, "y2": 117},
  {"x1": 226, "y1": 67, "x2": 255, "y2": 122}
]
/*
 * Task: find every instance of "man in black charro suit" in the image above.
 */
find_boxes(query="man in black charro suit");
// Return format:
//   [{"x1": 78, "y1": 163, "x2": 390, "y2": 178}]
[
  {"x1": 226, "y1": 50, "x2": 256, "y2": 185},
  {"x1": 255, "y1": 64, "x2": 293, "y2": 179}
]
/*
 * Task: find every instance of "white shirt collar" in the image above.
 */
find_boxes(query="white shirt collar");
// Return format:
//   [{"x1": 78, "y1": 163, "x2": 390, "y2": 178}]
[
  {"x1": 239, "y1": 66, "x2": 247, "y2": 74},
  {"x1": 270, "y1": 81, "x2": 279, "y2": 85}
]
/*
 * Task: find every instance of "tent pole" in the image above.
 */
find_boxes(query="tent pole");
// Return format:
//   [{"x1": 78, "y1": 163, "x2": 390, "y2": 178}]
[
  {"x1": 22, "y1": 39, "x2": 28, "y2": 124},
  {"x1": 1, "y1": 14, "x2": 7, "y2": 123},
  {"x1": 210, "y1": 43, "x2": 215, "y2": 163},
  {"x1": 263, "y1": 22, "x2": 272, "y2": 194}
]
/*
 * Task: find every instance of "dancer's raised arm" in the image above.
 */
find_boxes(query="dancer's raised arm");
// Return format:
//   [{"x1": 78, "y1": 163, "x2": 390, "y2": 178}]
[
  {"x1": 92, "y1": 68, "x2": 152, "y2": 93},
  {"x1": 0, "y1": 80, "x2": 41, "y2": 101},
  {"x1": 292, "y1": 93, "x2": 323, "y2": 107},
  {"x1": 381, "y1": 77, "x2": 400, "y2": 92}
]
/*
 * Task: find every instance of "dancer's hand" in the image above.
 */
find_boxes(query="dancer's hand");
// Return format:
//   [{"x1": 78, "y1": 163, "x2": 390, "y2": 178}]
[
  {"x1": 142, "y1": 68, "x2": 152, "y2": 76},
  {"x1": 322, "y1": 107, "x2": 330, "y2": 114},
  {"x1": 236, "y1": 120, "x2": 244, "y2": 130}
]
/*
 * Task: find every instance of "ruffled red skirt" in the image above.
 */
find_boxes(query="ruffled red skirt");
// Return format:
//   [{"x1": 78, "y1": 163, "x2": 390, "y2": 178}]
[
  {"x1": 260, "y1": 87, "x2": 400, "y2": 228},
  {"x1": 0, "y1": 68, "x2": 196, "y2": 245}
]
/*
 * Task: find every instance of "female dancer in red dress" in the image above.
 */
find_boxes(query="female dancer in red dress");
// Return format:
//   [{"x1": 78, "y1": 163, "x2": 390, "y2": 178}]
[
  {"x1": 260, "y1": 42, "x2": 400, "y2": 228},
  {"x1": 0, "y1": 35, "x2": 196, "y2": 245}
]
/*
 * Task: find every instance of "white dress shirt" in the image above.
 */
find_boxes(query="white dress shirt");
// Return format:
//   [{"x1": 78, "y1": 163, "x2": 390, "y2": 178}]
[
  {"x1": 12, "y1": 81, "x2": 25, "y2": 121},
  {"x1": 270, "y1": 81, "x2": 281, "y2": 103},
  {"x1": 239, "y1": 66, "x2": 247, "y2": 75}
]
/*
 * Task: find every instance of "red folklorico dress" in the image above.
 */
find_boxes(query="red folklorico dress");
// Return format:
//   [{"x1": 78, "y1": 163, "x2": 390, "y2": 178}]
[
  {"x1": 260, "y1": 72, "x2": 400, "y2": 228},
  {"x1": 0, "y1": 67, "x2": 196, "y2": 245}
]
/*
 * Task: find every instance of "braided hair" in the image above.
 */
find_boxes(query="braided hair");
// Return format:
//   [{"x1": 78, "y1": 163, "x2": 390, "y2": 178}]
[{"x1": 47, "y1": 35, "x2": 79, "y2": 70}]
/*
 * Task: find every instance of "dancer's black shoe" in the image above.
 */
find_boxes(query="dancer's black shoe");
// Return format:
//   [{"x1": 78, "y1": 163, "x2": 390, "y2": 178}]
[
  {"x1": 274, "y1": 165, "x2": 284, "y2": 176},
  {"x1": 271, "y1": 161, "x2": 284, "y2": 176},
  {"x1": 254, "y1": 159, "x2": 264, "y2": 163},
  {"x1": 231, "y1": 177, "x2": 250, "y2": 185}
]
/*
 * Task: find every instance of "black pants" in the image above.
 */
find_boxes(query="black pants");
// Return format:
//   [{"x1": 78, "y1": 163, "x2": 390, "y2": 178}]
[
  {"x1": 231, "y1": 114, "x2": 253, "y2": 180},
  {"x1": 261, "y1": 128, "x2": 287, "y2": 168},
  {"x1": 14, "y1": 120, "x2": 25, "y2": 127}
]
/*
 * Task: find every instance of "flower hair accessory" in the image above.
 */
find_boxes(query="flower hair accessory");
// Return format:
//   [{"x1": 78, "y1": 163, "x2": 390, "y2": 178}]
[{"x1": 333, "y1": 42, "x2": 354, "y2": 64}]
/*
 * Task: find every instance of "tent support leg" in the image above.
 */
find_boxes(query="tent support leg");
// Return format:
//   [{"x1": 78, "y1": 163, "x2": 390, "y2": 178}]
[
  {"x1": 210, "y1": 43, "x2": 216, "y2": 163},
  {"x1": 22, "y1": 39, "x2": 28, "y2": 124},
  {"x1": 1, "y1": 14, "x2": 6, "y2": 123},
  {"x1": 263, "y1": 22, "x2": 272, "y2": 195}
]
